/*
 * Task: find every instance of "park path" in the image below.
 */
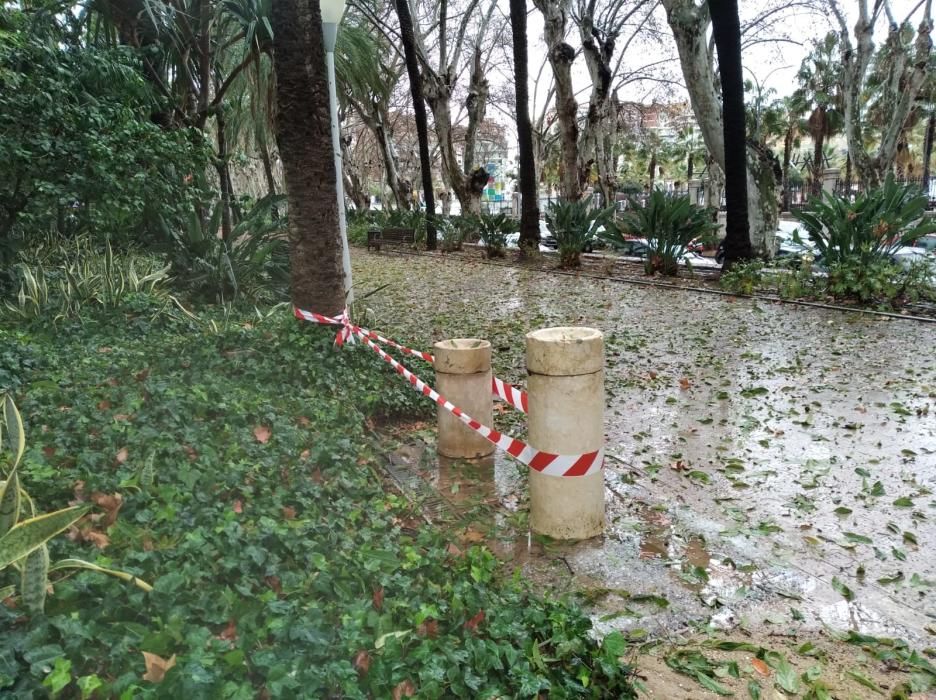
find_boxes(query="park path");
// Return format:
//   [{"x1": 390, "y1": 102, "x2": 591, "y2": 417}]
[{"x1": 356, "y1": 251, "x2": 936, "y2": 651}]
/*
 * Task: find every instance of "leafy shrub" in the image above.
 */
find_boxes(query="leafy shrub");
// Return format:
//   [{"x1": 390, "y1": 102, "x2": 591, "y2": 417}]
[
  {"x1": 0, "y1": 22, "x2": 211, "y2": 258},
  {"x1": 475, "y1": 212, "x2": 517, "y2": 258},
  {"x1": 607, "y1": 191, "x2": 716, "y2": 275},
  {"x1": 162, "y1": 194, "x2": 288, "y2": 303},
  {"x1": 794, "y1": 174, "x2": 936, "y2": 269},
  {"x1": 719, "y1": 260, "x2": 765, "y2": 295},
  {"x1": 545, "y1": 197, "x2": 614, "y2": 268}
]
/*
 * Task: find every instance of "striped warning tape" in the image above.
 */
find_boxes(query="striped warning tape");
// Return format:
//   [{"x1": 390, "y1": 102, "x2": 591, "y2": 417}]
[
  {"x1": 293, "y1": 307, "x2": 527, "y2": 413},
  {"x1": 294, "y1": 307, "x2": 600, "y2": 476}
]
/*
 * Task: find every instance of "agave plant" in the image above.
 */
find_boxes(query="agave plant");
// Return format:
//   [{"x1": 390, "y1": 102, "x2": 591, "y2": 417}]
[
  {"x1": 606, "y1": 191, "x2": 716, "y2": 275},
  {"x1": 0, "y1": 395, "x2": 151, "y2": 612},
  {"x1": 794, "y1": 174, "x2": 936, "y2": 268},
  {"x1": 545, "y1": 197, "x2": 615, "y2": 268}
]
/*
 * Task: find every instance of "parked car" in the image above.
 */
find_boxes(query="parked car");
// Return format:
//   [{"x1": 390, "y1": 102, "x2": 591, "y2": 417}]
[{"x1": 910, "y1": 234, "x2": 936, "y2": 254}]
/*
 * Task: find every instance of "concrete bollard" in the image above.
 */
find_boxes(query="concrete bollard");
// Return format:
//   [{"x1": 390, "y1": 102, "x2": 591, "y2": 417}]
[
  {"x1": 434, "y1": 339, "x2": 495, "y2": 459},
  {"x1": 526, "y1": 327, "x2": 605, "y2": 539}
]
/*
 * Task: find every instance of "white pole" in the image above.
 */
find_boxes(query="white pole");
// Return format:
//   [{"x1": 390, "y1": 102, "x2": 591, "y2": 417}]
[{"x1": 323, "y1": 23, "x2": 354, "y2": 306}]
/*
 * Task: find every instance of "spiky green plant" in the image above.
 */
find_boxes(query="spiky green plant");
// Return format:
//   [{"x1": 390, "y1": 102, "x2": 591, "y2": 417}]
[
  {"x1": 474, "y1": 212, "x2": 518, "y2": 258},
  {"x1": 0, "y1": 395, "x2": 151, "y2": 612},
  {"x1": 794, "y1": 173, "x2": 936, "y2": 268},
  {"x1": 606, "y1": 191, "x2": 716, "y2": 275},
  {"x1": 545, "y1": 197, "x2": 615, "y2": 268}
]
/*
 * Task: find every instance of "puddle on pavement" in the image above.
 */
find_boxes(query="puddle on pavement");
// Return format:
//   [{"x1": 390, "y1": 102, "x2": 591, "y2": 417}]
[{"x1": 365, "y1": 253, "x2": 936, "y2": 651}]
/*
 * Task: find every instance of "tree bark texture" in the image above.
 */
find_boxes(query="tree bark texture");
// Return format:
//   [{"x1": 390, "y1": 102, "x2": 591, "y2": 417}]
[
  {"x1": 835, "y1": 0, "x2": 934, "y2": 188},
  {"x1": 510, "y1": 0, "x2": 541, "y2": 249},
  {"x1": 534, "y1": 0, "x2": 581, "y2": 200},
  {"x1": 395, "y1": 0, "x2": 437, "y2": 247},
  {"x1": 709, "y1": 0, "x2": 752, "y2": 264},
  {"x1": 271, "y1": 0, "x2": 346, "y2": 315},
  {"x1": 662, "y1": 0, "x2": 777, "y2": 256},
  {"x1": 578, "y1": 8, "x2": 619, "y2": 205}
]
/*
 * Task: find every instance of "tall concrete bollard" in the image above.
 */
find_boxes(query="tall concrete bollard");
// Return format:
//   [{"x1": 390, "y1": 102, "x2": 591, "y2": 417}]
[
  {"x1": 526, "y1": 327, "x2": 605, "y2": 539},
  {"x1": 434, "y1": 339, "x2": 495, "y2": 459}
]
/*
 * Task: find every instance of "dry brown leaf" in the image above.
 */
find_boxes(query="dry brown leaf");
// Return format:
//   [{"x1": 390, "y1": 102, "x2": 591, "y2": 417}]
[
  {"x1": 678, "y1": 377, "x2": 692, "y2": 390},
  {"x1": 461, "y1": 528, "x2": 485, "y2": 544},
  {"x1": 446, "y1": 543, "x2": 463, "y2": 557},
  {"x1": 114, "y1": 414, "x2": 132, "y2": 422},
  {"x1": 463, "y1": 610, "x2": 485, "y2": 633},
  {"x1": 353, "y1": 650, "x2": 371, "y2": 676},
  {"x1": 233, "y1": 499, "x2": 243, "y2": 514},
  {"x1": 97, "y1": 400, "x2": 111, "y2": 411},
  {"x1": 751, "y1": 658, "x2": 770, "y2": 677},
  {"x1": 372, "y1": 586, "x2": 384, "y2": 611},
  {"x1": 217, "y1": 619, "x2": 237, "y2": 642},
  {"x1": 299, "y1": 449, "x2": 311, "y2": 460},
  {"x1": 115, "y1": 447, "x2": 129, "y2": 465},
  {"x1": 297, "y1": 416, "x2": 311, "y2": 427},
  {"x1": 83, "y1": 530, "x2": 110, "y2": 549},
  {"x1": 392, "y1": 680, "x2": 416, "y2": 699},
  {"x1": 42, "y1": 446, "x2": 56, "y2": 459},
  {"x1": 183, "y1": 445, "x2": 198, "y2": 462},
  {"x1": 135, "y1": 368, "x2": 150, "y2": 382},
  {"x1": 282, "y1": 506, "x2": 297, "y2": 520},
  {"x1": 142, "y1": 652, "x2": 177, "y2": 683},
  {"x1": 265, "y1": 576, "x2": 282, "y2": 594},
  {"x1": 416, "y1": 619, "x2": 438, "y2": 638},
  {"x1": 91, "y1": 492, "x2": 123, "y2": 527},
  {"x1": 253, "y1": 425, "x2": 272, "y2": 444}
]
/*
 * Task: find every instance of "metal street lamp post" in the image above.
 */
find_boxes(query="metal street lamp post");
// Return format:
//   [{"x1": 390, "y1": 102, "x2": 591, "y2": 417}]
[{"x1": 321, "y1": 0, "x2": 354, "y2": 305}]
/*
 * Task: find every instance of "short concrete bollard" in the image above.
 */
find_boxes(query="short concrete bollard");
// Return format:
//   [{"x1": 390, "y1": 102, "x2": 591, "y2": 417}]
[
  {"x1": 526, "y1": 327, "x2": 606, "y2": 539},
  {"x1": 434, "y1": 339, "x2": 495, "y2": 459}
]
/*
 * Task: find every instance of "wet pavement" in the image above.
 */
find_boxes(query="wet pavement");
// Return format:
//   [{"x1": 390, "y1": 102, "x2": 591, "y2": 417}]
[{"x1": 357, "y1": 252, "x2": 936, "y2": 648}]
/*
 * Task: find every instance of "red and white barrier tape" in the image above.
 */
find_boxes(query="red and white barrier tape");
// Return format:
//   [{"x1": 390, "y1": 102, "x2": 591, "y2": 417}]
[
  {"x1": 293, "y1": 307, "x2": 527, "y2": 413},
  {"x1": 294, "y1": 306, "x2": 601, "y2": 476}
]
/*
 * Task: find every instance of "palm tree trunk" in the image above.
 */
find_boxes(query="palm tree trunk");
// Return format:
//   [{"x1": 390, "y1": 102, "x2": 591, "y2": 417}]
[
  {"x1": 510, "y1": 0, "x2": 540, "y2": 251},
  {"x1": 271, "y1": 0, "x2": 346, "y2": 315},
  {"x1": 811, "y1": 110, "x2": 826, "y2": 199},
  {"x1": 922, "y1": 111, "x2": 936, "y2": 197},
  {"x1": 395, "y1": 0, "x2": 436, "y2": 249},
  {"x1": 709, "y1": 0, "x2": 752, "y2": 266}
]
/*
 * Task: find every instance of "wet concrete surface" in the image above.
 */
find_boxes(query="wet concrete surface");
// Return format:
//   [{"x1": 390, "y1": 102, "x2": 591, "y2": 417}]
[{"x1": 359, "y1": 252, "x2": 936, "y2": 649}]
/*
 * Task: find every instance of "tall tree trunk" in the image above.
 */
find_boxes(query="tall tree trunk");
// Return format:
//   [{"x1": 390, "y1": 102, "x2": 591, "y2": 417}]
[
  {"x1": 922, "y1": 111, "x2": 936, "y2": 196},
  {"x1": 578, "y1": 7, "x2": 617, "y2": 205},
  {"x1": 215, "y1": 109, "x2": 233, "y2": 241},
  {"x1": 782, "y1": 127, "x2": 792, "y2": 211},
  {"x1": 395, "y1": 0, "x2": 436, "y2": 247},
  {"x1": 510, "y1": 0, "x2": 540, "y2": 250},
  {"x1": 341, "y1": 136, "x2": 369, "y2": 210},
  {"x1": 709, "y1": 0, "x2": 751, "y2": 266},
  {"x1": 271, "y1": 0, "x2": 346, "y2": 315},
  {"x1": 687, "y1": 152, "x2": 694, "y2": 181},
  {"x1": 663, "y1": 0, "x2": 774, "y2": 256},
  {"x1": 648, "y1": 152, "x2": 657, "y2": 188},
  {"x1": 809, "y1": 108, "x2": 826, "y2": 199},
  {"x1": 534, "y1": 0, "x2": 580, "y2": 200},
  {"x1": 837, "y1": 3, "x2": 934, "y2": 188}
]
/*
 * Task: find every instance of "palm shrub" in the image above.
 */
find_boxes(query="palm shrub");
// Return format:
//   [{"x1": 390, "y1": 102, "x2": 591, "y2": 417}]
[
  {"x1": 794, "y1": 174, "x2": 936, "y2": 267},
  {"x1": 475, "y1": 212, "x2": 517, "y2": 258},
  {"x1": 163, "y1": 194, "x2": 288, "y2": 303},
  {"x1": 0, "y1": 395, "x2": 151, "y2": 613},
  {"x1": 545, "y1": 197, "x2": 615, "y2": 268},
  {"x1": 606, "y1": 191, "x2": 716, "y2": 275}
]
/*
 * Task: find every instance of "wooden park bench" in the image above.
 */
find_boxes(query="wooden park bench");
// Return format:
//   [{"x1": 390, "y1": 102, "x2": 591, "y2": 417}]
[{"x1": 367, "y1": 227, "x2": 416, "y2": 252}]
